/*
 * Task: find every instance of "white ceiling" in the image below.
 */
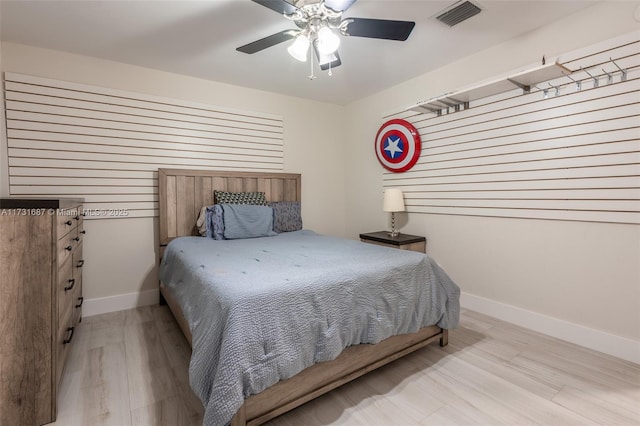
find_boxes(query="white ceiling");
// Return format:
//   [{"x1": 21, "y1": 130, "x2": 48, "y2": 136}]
[{"x1": 1, "y1": 0, "x2": 598, "y2": 105}]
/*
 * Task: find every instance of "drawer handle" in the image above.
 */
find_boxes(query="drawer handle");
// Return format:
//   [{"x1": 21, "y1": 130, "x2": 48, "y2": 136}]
[
  {"x1": 73, "y1": 237, "x2": 80, "y2": 242},
  {"x1": 65, "y1": 246, "x2": 73, "y2": 251},
  {"x1": 80, "y1": 230, "x2": 86, "y2": 235},
  {"x1": 65, "y1": 220, "x2": 73, "y2": 226},
  {"x1": 64, "y1": 278, "x2": 75, "y2": 292},
  {"x1": 63, "y1": 327, "x2": 74, "y2": 344},
  {"x1": 74, "y1": 215, "x2": 80, "y2": 221},
  {"x1": 81, "y1": 212, "x2": 86, "y2": 217},
  {"x1": 75, "y1": 297, "x2": 84, "y2": 308},
  {"x1": 77, "y1": 259, "x2": 84, "y2": 268}
]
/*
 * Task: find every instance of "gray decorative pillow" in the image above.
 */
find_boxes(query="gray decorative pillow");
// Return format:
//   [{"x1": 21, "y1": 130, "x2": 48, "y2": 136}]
[
  {"x1": 214, "y1": 190, "x2": 267, "y2": 206},
  {"x1": 269, "y1": 201, "x2": 302, "y2": 233}
]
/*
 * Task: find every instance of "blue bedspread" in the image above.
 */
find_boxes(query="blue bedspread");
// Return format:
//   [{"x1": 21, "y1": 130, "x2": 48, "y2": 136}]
[{"x1": 159, "y1": 230, "x2": 460, "y2": 425}]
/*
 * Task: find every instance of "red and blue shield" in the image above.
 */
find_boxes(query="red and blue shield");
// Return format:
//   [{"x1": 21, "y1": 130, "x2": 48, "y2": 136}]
[{"x1": 375, "y1": 119, "x2": 421, "y2": 173}]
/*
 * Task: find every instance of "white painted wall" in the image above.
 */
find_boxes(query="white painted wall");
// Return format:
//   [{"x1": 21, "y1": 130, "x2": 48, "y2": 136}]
[
  {"x1": 344, "y1": 2, "x2": 640, "y2": 362},
  {"x1": 0, "y1": 42, "x2": 347, "y2": 308}
]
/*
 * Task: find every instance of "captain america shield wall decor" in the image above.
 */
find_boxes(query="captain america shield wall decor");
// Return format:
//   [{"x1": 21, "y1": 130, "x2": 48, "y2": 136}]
[{"x1": 375, "y1": 119, "x2": 421, "y2": 173}]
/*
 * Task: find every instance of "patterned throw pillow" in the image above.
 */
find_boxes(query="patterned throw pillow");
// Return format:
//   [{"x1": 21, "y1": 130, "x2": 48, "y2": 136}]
[
  {"x1": 269, "y1": 201, "x2": 302, "y2": 233},
  {"x1": 214, "y1": 190, "x2": 267, "y2": 206}
]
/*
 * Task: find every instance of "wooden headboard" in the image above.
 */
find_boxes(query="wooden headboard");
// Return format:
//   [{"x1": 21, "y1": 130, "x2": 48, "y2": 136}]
[{"x1": 158, "y1": 168, "x2": 301, "y2": 249}]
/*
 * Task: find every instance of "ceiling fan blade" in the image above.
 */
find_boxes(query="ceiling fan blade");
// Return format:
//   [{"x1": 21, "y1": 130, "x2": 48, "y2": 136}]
[
  {"x1": 251, "y1": 0, "x2": 299, "y2": 15},
  {"x1": 324, "y1": 0, "x2": 357, "y2": 12},
  {"x1": 236, "y1": 30, "x2": 297, "y2": 54},
  {"x1": 343, "y1": 18, "x2": 415, "y2": 41}
]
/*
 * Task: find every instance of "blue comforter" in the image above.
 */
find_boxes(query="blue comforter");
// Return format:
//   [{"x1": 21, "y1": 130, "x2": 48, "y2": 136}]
[{"x1": 159, "y1": 230, "x2": 460, "y2": 425}]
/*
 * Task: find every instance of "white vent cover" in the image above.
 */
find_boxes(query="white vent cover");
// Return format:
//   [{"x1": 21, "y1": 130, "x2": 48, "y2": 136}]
[{"x1": 436, "y1": 1, "x2": 481, "y2": 27}]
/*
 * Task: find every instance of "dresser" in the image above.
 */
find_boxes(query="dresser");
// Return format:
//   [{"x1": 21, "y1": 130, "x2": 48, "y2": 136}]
[
  {"x1": 0, "y1": 198, "x2": 85, "y2": 425},
  {"x1": 359, "y1": 231, "x2": 427, "y2": 253}
]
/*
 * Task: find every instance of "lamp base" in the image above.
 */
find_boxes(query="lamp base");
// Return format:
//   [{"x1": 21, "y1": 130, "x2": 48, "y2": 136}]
[{"x1": 388, "y1": 212, "x2": 400, "y2": 238}]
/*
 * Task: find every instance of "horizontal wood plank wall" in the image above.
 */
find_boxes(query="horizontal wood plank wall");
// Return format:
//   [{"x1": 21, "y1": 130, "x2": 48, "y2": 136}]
[
  {"x1": 4, "y1": 73, "x2": 284, "y2": 219},
  {"x1": 384, "y1": 35, "x2": 639, "y2": 224}
]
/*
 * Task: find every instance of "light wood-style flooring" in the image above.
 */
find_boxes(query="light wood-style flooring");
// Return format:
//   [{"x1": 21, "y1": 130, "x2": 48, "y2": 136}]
[{"x1": 51, "y1": 305, "x2": 640, "y2": 425}]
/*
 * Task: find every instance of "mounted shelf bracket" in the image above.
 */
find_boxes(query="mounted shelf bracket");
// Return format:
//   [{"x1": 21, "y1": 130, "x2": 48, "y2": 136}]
[
  {"x1": 506, "y1": 78, "x2": 530, "y2": 93},
  {"x1": 406, "y1": 61, "x2": 571, "y2": 115},
  {"x1": 610, "y1": 57, "x2": 627, "y2": 82}
]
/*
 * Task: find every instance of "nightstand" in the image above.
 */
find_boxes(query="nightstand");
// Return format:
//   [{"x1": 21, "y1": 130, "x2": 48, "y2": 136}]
[{"x1": 359, "y1": 231, "x2": 426, "y2": 253}]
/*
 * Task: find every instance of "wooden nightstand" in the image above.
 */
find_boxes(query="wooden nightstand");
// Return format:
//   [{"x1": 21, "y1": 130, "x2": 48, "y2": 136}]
[{"x1": 359, "y1": 231, "x2": 426, "y2": 253}]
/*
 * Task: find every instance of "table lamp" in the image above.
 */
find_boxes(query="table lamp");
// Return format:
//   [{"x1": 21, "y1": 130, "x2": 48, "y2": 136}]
[{"x1": 383, "y1": 189, "x2": 405, "y2": 237}]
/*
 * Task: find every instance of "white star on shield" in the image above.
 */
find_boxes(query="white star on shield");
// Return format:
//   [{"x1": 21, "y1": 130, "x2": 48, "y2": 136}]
[{"x1": 384, "y1": 137, "x2": 403, "y2": 158}]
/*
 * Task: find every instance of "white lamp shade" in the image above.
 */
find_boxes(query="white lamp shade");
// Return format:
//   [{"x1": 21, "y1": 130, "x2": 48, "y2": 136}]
[
  {"x1": 287, "y1": 34, "x2": 309, "y2": 62},
  {"x1": 383, "y1": 189, "x2": 405, "y2": 212},
  {"x1": 316, "y1": 27, "x2": 340, "y2": 55}
]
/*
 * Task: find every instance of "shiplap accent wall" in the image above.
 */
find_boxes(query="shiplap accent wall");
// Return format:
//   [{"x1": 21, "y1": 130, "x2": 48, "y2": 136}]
[
  {"x1": 384, "y1": 36, "x2": 639, "y2": 224},
  {"x1": 4, "y1": 73, "x2": 284, "y2": 219}
]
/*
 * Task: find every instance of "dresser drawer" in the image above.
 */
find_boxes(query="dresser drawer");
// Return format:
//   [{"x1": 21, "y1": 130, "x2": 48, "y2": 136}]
[
  {"x1": 73, "y1": 243, "x2": 84, "y2": 283},
  {"x1": 56, "y1": 255, "x2": 75, "y2": 388},
  {"x1": 55, "y1": 305, "x2": 74, "y2": 387},
  {"x1": 73, "y1": 290, "x2": 84, "y2": 326},
  {"x1": 57, "y1": 234, "x2": 75, "y2": 267},
  {"x1": 57, "y1": 229, "x2": 81, "y2": 266},
  {"x1": 77, "y1": 223, "x2": 86, "y2": 244},
  {"x1": 57, "y1": 257, "x2": 75, "y2": 320},
  {"x1": 75, "y1": 205, "x2": 84, "y2": 232},
  {"x1": 56, "y1": 209, "x2": 78, "y2": 240},
  {"x1": 362, "y1": 239, "x2": 426, "y2": 253},
  {"x1": 72, "y1": 243, "x2": 84, "y2": 323}
]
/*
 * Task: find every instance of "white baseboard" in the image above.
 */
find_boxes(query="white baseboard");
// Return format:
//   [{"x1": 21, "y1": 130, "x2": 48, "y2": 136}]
[
  {"x1": 81, "y1": 288, "x2": 639, "y2": 364},
  {"x1": 83, "y1": 289, "x2": 159, "y2": 317},
  {"x1": 461, "y1": 292, "x2": 640, "y2": 365}
]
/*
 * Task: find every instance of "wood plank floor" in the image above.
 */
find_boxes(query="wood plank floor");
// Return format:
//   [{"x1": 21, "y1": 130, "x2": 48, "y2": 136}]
[{"x1": 51, "y1": 306, "x2": 640, "y2": 426}]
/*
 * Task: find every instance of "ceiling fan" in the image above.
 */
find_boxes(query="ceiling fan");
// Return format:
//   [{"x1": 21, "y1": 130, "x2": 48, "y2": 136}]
[{"x1": 236, "y1": 0, "x2": 415, "y2": 73}]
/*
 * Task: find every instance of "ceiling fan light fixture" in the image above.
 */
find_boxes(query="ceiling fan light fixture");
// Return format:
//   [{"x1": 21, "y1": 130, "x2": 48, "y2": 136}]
[
  {"x1": 313, "y1": 40, "x2": 341, "y2": 72},
  {"x1": 316, "y1": 27, "x2": 340, "y2": 55},
  {"x1": 287, "y1": 34, "x2": 310, "y2": 62},
  {"x1": 240, "y1": 0, "x2": 417, "y2": 76}
]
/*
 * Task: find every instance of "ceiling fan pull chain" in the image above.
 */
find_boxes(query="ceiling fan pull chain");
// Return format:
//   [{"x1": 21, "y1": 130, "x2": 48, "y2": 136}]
[
  {"x1": 328, "y1": 61, "x2": 333, "y2": 77},
  {"x1": 308, "y1": 48, "x2": 316, "y2": 80}
]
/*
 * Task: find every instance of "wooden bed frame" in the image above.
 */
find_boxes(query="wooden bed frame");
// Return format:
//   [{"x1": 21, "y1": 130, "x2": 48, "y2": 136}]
[{"x1": 157, "y1": 168, "x2": 448, "y2": 426}]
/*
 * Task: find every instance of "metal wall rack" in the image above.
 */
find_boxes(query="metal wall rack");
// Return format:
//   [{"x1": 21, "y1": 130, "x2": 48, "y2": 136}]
[{"x1": 405, "y1": 61, "x2": 572, "y2": 115}]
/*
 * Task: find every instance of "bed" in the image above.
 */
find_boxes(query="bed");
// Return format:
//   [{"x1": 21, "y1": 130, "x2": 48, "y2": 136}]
[{"x1": 157, "y1": 168, "x2": 460, "y2": 426}]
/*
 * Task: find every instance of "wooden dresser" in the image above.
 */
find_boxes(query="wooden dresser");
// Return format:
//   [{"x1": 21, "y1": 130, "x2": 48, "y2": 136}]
[{"x1": 0, "y1": 198, "x2": 85, "y2": 425}]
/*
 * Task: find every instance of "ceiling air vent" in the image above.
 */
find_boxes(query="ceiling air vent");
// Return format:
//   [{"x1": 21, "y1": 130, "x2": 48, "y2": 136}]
[{"x1": 436, "y1": 1, "x2": 481, "y2": 27}]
